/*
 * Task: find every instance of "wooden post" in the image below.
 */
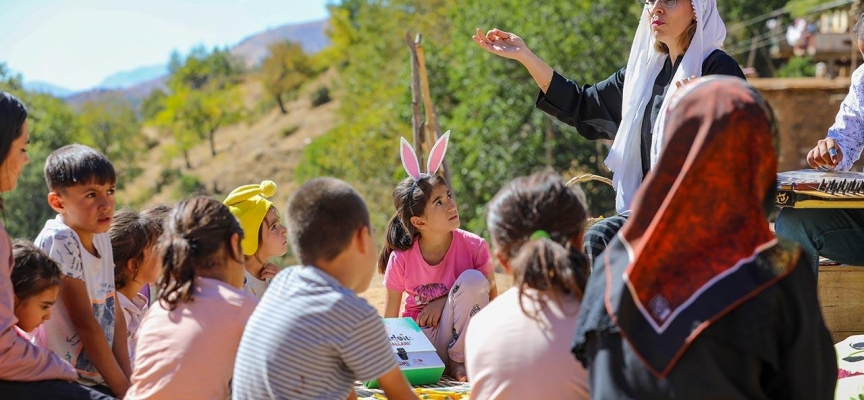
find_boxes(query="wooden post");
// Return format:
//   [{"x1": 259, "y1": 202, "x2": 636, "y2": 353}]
[
  {"x1": 405, "y1": 33, "x2": 425, "y2": 169},
  {"x1": 406, "y1": 32, "x2": 452, "y2": 185}
]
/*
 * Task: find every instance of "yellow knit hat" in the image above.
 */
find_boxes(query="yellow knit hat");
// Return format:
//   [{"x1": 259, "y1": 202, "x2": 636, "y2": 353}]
[{"x1": 223, "y1": 180, "x2": 277, "y2": 256}]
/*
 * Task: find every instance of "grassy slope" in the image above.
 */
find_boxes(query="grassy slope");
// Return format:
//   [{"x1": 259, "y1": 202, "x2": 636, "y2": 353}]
[{"x1": 117, "y1": 69, "x2": 339, "y2": 214}]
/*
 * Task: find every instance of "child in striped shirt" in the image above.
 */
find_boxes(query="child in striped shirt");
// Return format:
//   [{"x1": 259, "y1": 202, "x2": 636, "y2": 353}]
[{"x1": 232, "y1": 178, "x2": 417, "y2": 400}]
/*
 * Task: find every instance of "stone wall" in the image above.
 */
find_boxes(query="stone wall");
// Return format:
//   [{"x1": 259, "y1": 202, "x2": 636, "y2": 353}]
[{"x1": 750, "y1": 77, "x2": 861, "y2": 172}]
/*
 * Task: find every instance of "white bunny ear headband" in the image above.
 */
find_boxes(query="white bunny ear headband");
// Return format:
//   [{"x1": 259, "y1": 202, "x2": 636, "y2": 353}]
[
  {"x1": 400, "y1": 130, "x2": 450, "y2": 181},
  {"x1": 399, "y1": 131, "x2": 450, "y2": 212}
]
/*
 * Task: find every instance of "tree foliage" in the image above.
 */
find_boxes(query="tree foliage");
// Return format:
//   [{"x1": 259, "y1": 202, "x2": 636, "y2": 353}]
[
  {"x1": 0, "y1": 64, "x2": 82, "y2": 239},
  {"x1": 78, "y1": 96, "x2": 143, "y2": 187},
  {"x1": 260, "y1": 41, "x2": 314, "y2": 114},
  {"x1": 154, "y1": 46, "x2": 247, "y2": 165},
  {"x1": 719, "y1": 0, "x2": 791, "y2": 75},
  {"x1": 298, "y1": 0, "x2": 635, "y2": 236}
]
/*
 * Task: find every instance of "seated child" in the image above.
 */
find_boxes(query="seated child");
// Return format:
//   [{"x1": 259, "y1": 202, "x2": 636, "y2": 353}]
[
  {"x1": 34, "y1": 144, "x2": 131, "y2": 397},
  {"x1": 232, "y1": 177, "x2": 417, "y2": 400},
  {"x1": 108, "y1": 208, "x2": 162, "y2": 366},
  {"x1": 381, "y1": 133, "x2": 497, "y2": 381},
  {"x1": 224, "y1": 180, "x2": 288, "y2": 299},
  {"x1": 139, "y1": 203, "x2": 172, "y2": 304},
  {"x1": 11, "y1": 240, "x2": 62, "y2": 337},
  {"x1": 466, "y1": 171, "x2": 590, "y2": 399},
  {"x1": 127, "y1": 197, "x2": 257, "y2": 400}
]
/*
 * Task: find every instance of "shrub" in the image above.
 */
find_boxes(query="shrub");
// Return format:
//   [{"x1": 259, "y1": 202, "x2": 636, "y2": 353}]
[{"x1": 310, "y1": 86, "x2": 331, "y2": 107}]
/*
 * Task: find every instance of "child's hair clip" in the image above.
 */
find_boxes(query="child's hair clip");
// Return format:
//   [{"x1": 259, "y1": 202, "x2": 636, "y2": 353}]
[{"x1": 400, "y1": 131, "x2": 450, "y2": 181}]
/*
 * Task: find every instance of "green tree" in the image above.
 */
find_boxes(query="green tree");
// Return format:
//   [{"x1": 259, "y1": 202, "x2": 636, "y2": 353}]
[
  {"x1": 77, "y1": 96, "x2": 143, "y2": 188},
  {"x1": 299, "y1": 0, "x2": 634, "y2": 235},
  {"x1": 154, "y1": 46, "x2": 247, "y2": 164},
  {"x1": 719, "y1": 0, "x2": 791, "y2": 76},
  {"x1": 297, "y1": 0, "x2": 454, "y2": 232},
  {"x1": 155, "y1": 84, "x2": 244, "y2": 163},
  {"x1": 0, "y1": 64, "x2": 82, "y2": 239},
  {"x1": 140, "y1": 88, "x2": 167, "y2": 122},
  {"x1": 168, "y1": 45, "x2": 244, "y2": 90},
  {"x1": 260, "y1": 40, "x2": 314, "y2": 114}
]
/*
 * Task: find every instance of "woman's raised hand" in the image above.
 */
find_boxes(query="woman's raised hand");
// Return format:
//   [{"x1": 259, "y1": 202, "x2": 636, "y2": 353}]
[{"x1": 472, "y1": 28, "x2": 530, "y2": 61}]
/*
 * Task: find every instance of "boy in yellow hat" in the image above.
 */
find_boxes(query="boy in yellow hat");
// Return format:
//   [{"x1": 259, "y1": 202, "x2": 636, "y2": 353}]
[{"x1": 224, "y1": 180, "x2": 288, "y2": 299}]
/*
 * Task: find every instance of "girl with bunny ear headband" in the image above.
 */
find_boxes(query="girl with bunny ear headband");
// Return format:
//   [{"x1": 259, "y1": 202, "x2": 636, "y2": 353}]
[{"x1": 378, "y1": 131, "x2": 498, "y2": 382}]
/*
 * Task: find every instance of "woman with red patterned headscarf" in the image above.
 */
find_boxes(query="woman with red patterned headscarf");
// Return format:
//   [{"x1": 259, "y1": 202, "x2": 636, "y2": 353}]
[{"x1": 571, "y1": 76, "x2": 836, "y2": 399}]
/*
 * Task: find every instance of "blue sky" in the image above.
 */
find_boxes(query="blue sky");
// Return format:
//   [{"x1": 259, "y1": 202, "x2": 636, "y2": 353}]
[{"x1": 0, "y1": 0, "x2": 330, "y2": 91}]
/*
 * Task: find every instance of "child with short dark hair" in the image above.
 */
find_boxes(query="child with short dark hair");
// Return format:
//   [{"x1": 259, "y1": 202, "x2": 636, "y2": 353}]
[
  {"x1": 0, "y1": 93, "x2": 114, "y2": 400},
  {"x1": 232, "y1": 177, "x2": 417, "y2": 400},
  {"x1": 127, "y1": 197, "x2": 256, "y2": 399},
  {"x1": 34, "y1": 144, "x2": 130, "y2": 397},
  {"x1": 109, "y1": 208, "x2": 162, "y2": 366},
  {"x1": 11, "y1": 240, "x2": 62, "y2": 335}
]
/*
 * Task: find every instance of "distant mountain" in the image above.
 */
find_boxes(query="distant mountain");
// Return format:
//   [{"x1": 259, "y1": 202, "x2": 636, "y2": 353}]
[
  {"x1": 66, "y1": 76, "x2": 167, "y2": 111},
  {"x1": 23, "y1": 81, "x2": 74, "y2": 98},
  {"x1": 98, "y1": 64, "x2": 167, "y2": 89},
  {"x1": 65, "y1": 18, "x2": 329, "y2": 108},
  {"x1": 231, "y1": 19, "x2": 329, "y2": 67}
]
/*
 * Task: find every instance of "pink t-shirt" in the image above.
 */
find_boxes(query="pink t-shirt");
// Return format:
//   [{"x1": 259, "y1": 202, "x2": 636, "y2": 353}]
[
  {"x1": 383, "y1": 229, "x2": 493, "y2": 319},
  {"x1": 126, "y1": 277, "x2": 257, "y2": 400},
  {"x1": 466, "y1": 287, "x2": 590, "y2": 399}
]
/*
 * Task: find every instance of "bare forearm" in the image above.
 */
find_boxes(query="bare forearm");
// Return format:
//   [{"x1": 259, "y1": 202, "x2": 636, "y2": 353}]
[
  {"x1": 384, "y1": 290, "x2": 403, "y2": 318},
  {"x1": 518, "y1": 51, "x2": 555, "y2": 94},
  {"x1": 76, "y1": 322, "x2": 129, "y2": 395},
  {"x1": 113, "y1": 329, "x2": 131, "y2": 378}
]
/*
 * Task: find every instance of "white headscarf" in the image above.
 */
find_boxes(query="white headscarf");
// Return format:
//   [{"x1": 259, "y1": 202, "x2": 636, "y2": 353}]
[{"x1": 604, "y1": 0, "x2": 727, "y2": 213}]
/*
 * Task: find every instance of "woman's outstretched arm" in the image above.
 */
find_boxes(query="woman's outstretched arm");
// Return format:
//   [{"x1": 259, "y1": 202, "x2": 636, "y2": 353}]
[{"x1": 473, "y1": 28, "x2": 554, "y2": 93}]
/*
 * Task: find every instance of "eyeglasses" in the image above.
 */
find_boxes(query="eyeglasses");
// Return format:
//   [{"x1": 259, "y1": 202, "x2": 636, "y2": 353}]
[{"x1": 639, "y1": 0, "x2": 678, "y2": 9}]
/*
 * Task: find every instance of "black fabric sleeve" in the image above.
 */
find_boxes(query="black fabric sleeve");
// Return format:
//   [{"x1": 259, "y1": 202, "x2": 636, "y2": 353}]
[
  {"x1": 703, "y1": 50, "x2": 746, "y2": 80},
  {"x1": 535, "y1": 68, "x2": 626, "y2": 141}
]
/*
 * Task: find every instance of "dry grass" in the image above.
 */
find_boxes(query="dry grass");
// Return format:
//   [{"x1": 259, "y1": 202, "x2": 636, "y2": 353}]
[{"x1": 117, "y1": 69, "x2": 340, "y2": 215}]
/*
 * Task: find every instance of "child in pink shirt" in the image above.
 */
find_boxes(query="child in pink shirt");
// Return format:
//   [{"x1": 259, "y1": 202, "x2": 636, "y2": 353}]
[
  {"x1": 108, "y1": 208, "x2": 163, "y2": 367},
  {"x1": 126, "y1": 197, "x2": 257, "y2": 400},
  {"x1": 380, "y1": 133, "x2": 497, "y2": 382}
]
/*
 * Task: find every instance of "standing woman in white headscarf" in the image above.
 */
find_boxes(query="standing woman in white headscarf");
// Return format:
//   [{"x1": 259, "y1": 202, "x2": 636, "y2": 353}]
[{"x1": 474, "y1": 0, "x2": 743, "y2": 264}]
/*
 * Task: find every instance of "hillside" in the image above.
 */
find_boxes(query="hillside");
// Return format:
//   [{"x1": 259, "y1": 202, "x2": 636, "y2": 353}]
[
  {"x1": 117, "y1": 69, "x2": 339, "y2": 219},
  {"x1": 231, "y1": 20, "x2": 329, "y2": 67},
  {"x1": 66, "y1": 19, "x2": 328, "y2": 108}
]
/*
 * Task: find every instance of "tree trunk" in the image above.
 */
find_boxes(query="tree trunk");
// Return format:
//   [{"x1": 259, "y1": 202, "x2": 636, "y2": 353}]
[
  {"x1": 184, "y1": 149, "x2": 192, "y2": 169},
  {"x1": 276, "y1": 95, "x2": 287, "y2": 114},
  {"x1": 209, "y1": 129, "x2": 216, "y2": 157}
]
